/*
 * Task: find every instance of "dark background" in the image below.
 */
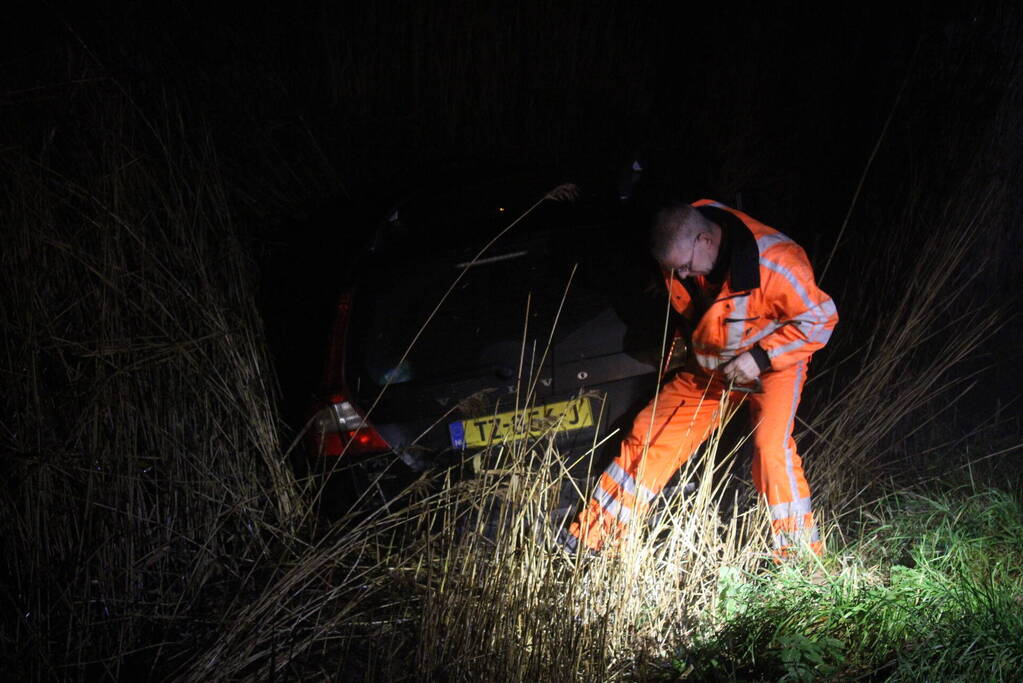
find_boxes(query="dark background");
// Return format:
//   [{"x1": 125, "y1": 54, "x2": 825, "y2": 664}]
[
  {"x1": 6, "y1": 1, "x2": 1021, "y2": 426},
  {"x1": 3, "y1": 5, "x2": 1022, "y2": 678}
]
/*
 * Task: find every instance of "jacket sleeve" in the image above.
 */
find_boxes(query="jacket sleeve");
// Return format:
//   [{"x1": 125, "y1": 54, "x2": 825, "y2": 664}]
[{"x1": 756, "y1": 244, "x2": 838, "y2": 371}]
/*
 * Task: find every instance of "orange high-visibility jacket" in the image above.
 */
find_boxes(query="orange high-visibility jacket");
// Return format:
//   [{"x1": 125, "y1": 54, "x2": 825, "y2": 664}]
[{"x1": 664, "y1": 200, "x2": 838, "y2": 373}]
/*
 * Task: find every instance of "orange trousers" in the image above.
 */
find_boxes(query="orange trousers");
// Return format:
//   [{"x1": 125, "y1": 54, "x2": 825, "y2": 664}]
[{"x1": 568, "y1": 360, "x2": 820, "y2": 555}]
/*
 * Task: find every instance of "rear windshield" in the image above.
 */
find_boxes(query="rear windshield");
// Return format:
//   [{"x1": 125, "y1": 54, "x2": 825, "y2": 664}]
[{"x1": 348, "y1": 196, "x2": 662, "y2": 392}]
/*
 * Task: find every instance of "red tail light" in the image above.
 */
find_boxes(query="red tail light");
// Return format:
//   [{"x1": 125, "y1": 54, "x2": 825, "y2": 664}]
[
  {"x1": 308, "y1": 291, "x2": 391, "y2": 456},
  {"x1": 308, "y1": 392, "x2": 391, "y2": 456}
]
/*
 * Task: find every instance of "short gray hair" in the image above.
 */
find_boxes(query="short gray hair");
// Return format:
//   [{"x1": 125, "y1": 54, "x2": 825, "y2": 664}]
[{"x1": 649, "y1": 203, "x2": 712, "y2": 262}]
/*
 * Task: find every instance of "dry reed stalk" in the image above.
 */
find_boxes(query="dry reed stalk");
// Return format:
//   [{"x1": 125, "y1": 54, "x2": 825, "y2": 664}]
[
  {"x1": 403, "y1": 393, "x2": 770, "y2": 682},
  {"x1": 0, "y1": 88, "x2": 302, "y2": 679},
  {"x1": 800, "y1": 187, "x2": 1003, "y2": 516}
]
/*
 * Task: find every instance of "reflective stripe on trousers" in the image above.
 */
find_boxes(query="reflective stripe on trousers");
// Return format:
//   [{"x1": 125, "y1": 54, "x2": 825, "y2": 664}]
[{"x1": 568, "y1": 360, "x2": 818, "y2": 553}]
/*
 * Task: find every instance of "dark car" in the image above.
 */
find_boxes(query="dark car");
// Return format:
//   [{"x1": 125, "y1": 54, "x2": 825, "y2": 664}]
[{"x1": 306, "y1": 168, "x2": 687, "y2": 511}]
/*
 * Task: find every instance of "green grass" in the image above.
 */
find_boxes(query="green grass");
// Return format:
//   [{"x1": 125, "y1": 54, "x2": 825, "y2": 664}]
[{"x1": 673, "y1": 485, "x2": 1023, "y2": 681}]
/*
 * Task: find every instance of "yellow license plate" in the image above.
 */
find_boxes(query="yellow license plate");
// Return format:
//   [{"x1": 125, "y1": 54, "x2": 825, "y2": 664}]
[{"x1": 450, "y1": 397, "x2": 594, "y2": 449}]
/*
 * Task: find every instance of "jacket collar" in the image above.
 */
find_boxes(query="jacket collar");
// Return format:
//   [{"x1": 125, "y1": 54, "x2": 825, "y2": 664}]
[{"x1": 695, "y1": 204, "x2": 760, "y2": 291}]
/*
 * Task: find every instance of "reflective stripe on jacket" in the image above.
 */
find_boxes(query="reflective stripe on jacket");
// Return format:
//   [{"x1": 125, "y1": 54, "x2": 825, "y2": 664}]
[{"x1": 663, "y1": 200, "x2": 838, "y2": 373}]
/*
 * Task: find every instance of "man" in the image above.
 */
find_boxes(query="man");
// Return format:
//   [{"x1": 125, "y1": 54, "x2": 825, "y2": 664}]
[{"x1": 563, "y1": 199, "x2": 838, "y2": 558}]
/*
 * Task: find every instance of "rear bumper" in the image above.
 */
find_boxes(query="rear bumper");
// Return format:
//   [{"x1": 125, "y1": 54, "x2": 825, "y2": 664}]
[{"x1": 370, "y1": 372, "x2": 659, "y2": 474}]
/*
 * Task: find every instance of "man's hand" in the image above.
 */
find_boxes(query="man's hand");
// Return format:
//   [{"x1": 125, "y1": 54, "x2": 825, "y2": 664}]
[{"x1": 721, "y1": 351, "x2": 762, "y2": 385}]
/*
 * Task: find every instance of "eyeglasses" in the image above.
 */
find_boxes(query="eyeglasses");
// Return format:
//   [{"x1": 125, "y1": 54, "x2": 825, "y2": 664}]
[{"x1": 672, "y1": 238, "x2": 699, "y2": 279}]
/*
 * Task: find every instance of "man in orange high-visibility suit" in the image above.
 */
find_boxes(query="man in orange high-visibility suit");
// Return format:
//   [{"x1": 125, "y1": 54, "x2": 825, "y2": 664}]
[{"x1": 563, "y1": 199, "x2": 838, "y2": 557}]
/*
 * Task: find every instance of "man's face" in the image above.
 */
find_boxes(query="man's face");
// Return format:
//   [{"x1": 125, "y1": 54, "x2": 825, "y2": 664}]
[{"x1": 662, "y1": 231, "x2": 716, "y2": 279}]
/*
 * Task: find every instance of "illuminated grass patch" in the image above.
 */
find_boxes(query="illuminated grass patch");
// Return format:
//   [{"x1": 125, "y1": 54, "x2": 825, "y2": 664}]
[{"x1": 674, "y1": 486, "x2": 1023, "y2": 681}]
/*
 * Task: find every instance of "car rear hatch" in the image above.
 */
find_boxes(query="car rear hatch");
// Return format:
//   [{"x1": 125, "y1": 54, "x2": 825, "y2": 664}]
[{"x1": 345, "y1": 188, "x2": 668, "y2": 467}]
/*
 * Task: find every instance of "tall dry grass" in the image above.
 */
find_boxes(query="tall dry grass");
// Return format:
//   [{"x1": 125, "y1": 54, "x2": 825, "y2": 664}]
[
  {"x1": 801, "y1": 189, "x2": 1002, "y2": 514},
  {"x1": 181, "y1": 387, "x2": 775, "y2": 680},
  {"x1": 0, "y1": 90, "x2": 301, "y2": 678}
]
